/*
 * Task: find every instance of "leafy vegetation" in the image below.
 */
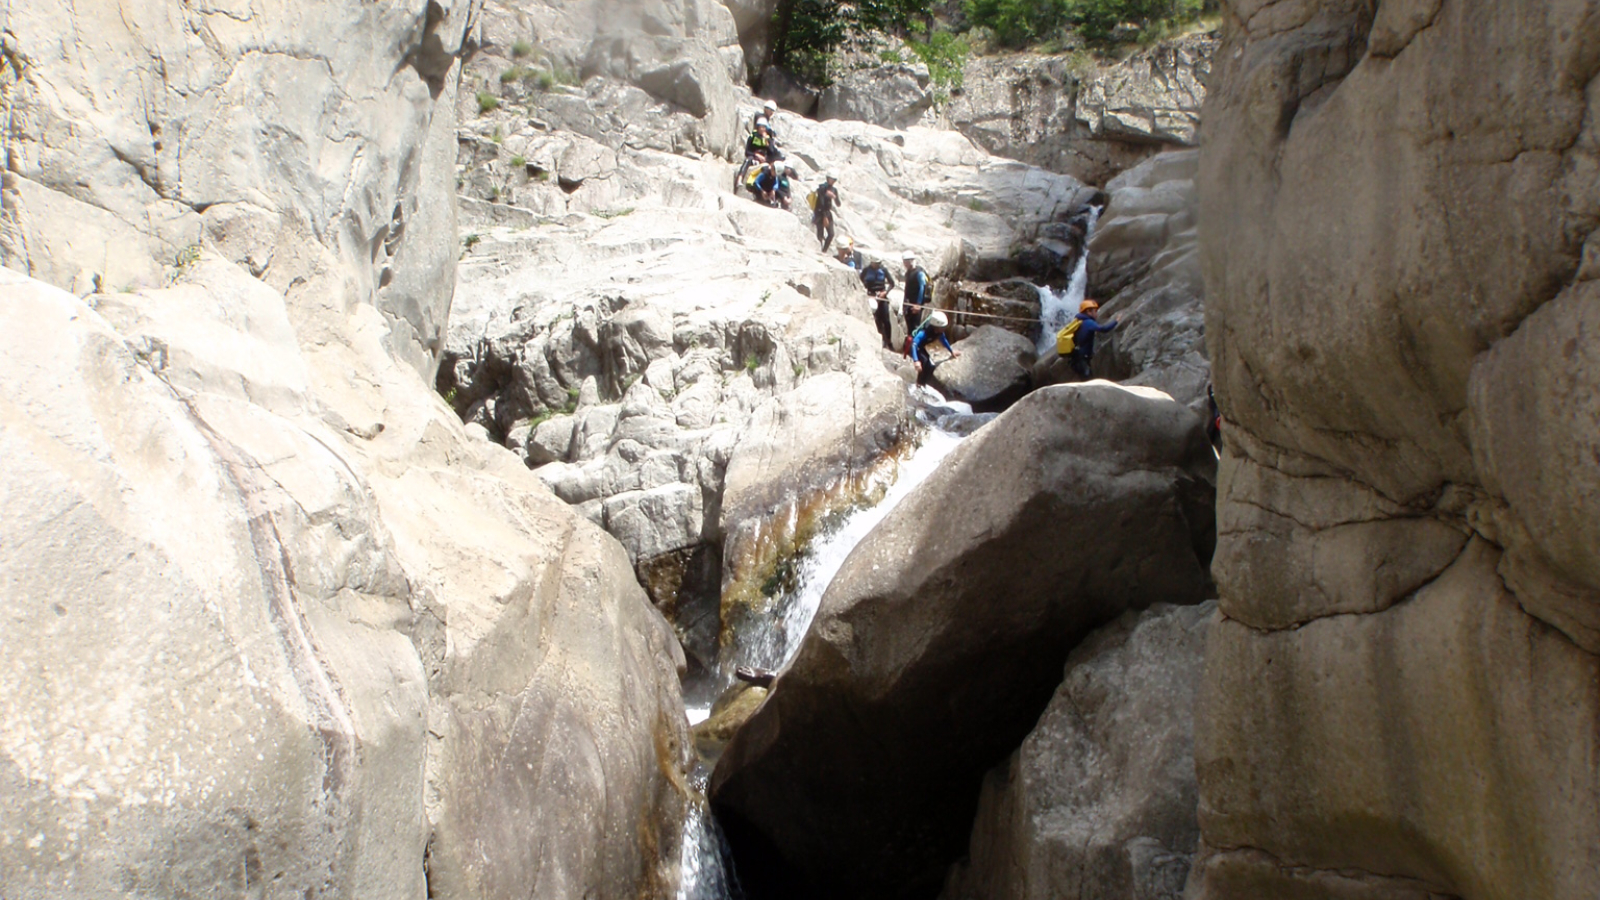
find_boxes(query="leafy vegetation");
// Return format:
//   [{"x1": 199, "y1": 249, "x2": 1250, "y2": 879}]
[
  {"x1": 476, "y1": 91, "x2": 499, "y2": 114},
  {"x1": 906, "y1": 31, "x2": 968, "y2": 95},
  {"x1": 963, "y1": 0, "x2": 1207, "y2": 49},
  {"x1": 511, "y1": 39, "x2": 533, "y2": 58}
]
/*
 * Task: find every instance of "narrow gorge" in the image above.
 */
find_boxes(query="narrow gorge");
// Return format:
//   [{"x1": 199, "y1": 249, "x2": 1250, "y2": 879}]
[{"x1": 1, "y1": 0, "x2": 1594, "y2": 899}]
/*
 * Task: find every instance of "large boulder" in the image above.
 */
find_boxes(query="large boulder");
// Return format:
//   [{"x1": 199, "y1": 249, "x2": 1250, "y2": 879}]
[
  {"x1": 710, "y1": 383, "x2": 1217, "y2": 900},
  {"x1": 1194, "y1": 0, "x2": 1600, "y2": 895},
  {"x1": 929, "y1": 323, "x2": 1037, "y2": 412},
  {"x1": 1089, "y1": 150, "x2": 1208, "y2": 409},
  {"x1": 942, "y1": 601, "x2": 1215, "y2": 900}
]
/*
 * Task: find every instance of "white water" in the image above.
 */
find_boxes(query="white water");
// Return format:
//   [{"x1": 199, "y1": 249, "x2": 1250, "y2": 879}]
[
  {"x1": 1036, "y1": 207, "x2": 1101, "y2": 357},
  {"x1": 676, "y1": 389, "x2": 985, "y2": 900},
  {"x1": 749, "y1": 422, "x2": 967, "y2": 674}
]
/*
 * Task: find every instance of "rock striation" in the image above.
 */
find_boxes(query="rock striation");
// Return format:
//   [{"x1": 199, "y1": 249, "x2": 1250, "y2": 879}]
[
  {"x1": 942, "y1": 601, "x2": 1215, "y2": 900},
  {"x1": 0, "y1": 2, "x2": 694, "y2": 898},
  {"x1": 710, "y1": 383, "x2": 1217, "y2": 900},
  {"x1": 1194, "y1": 0, "x2": 1600, "y2": 896}
]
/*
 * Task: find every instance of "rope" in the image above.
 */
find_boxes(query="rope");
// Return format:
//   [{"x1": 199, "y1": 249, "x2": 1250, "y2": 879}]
[{"x1": 892, "y1": 302, "x2": 1044, "y2": 326}]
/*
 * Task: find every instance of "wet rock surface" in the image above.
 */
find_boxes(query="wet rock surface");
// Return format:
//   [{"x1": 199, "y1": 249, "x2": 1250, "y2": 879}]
[
  {"x1": 943, "y1": 601, "x2": 1215, "y2": 900},
  {"x1": 710, "y1": 383, "x2": 1216, "y2": 900}
]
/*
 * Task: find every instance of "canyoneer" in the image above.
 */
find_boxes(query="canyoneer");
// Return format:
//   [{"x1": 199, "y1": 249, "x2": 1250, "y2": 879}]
[
  {"x1": 859, "y1": 255, "x2": 896, "y2": 349},
  {"x1": 812, "y1": 173, "x2": 841, "y2": 253},
  {"x1": 901, "y1": 250, "x2": 930, "y2": 332},
  {"x1": 911, "y1": 310, "x2": 961, "y2": 387},
  {"x1": 1057, "y1": 298, "x2": 1119, "y2": 378},
  {"x1": 835, "y1": 237, "x2": 862, "y2": 270}
]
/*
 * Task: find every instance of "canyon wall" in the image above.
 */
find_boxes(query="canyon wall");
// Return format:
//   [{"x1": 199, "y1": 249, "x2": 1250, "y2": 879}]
[
  {"x1": 1196, "y1": 0, "x2": 1600, "y2": 895},
  {"x1": 0, "y1": 1, "x2": 693, "y2": 897}
]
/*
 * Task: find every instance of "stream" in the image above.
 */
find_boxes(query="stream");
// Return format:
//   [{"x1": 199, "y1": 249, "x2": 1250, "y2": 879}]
[{"x1": 677, "y1": 389, "x2": 992, "y2": 900}]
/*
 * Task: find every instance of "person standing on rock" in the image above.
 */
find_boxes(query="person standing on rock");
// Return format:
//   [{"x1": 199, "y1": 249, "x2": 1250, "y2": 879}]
[
  {"x1": 901, "y1": 250, "x2": 930, "y2": 331},
  {"x1": 860, "y1": 256, "x2": 896, "y2": 350},
  {"x1": 775, "y1": 166, "x2": 798, "y2": 210},
  {"x1": 814, "y1": 173, "x2": 841, "y2": 252},
  {"x1": 1067, "y1": 299, "x2": 1119, "y2": 378},
  {"x1": 911, "y1": 310, "x2": 960, "y2": 387}
]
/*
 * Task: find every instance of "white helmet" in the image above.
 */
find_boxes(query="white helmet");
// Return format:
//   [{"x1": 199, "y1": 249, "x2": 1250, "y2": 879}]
[
  {"x1": 763, "y1": 99, "x2": 778, "y2": 112},
  {"x1": 754, "y1": 115, "x2": 769, "y2": 128},
  {"x1": 928, "y1": 311, "x2": 949, "y2": 328},
  {"x1": 901, "y1": 249, "x2": 917, "y2": 262}
]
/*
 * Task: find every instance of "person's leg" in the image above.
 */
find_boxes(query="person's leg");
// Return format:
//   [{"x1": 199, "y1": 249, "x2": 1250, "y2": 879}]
[
  {"x1": 915, "y1": 349, "x2": 933, "y2": 385},
  {"x1": 873, "y1": 301, "x2": 893, "y2": 349},
  {"x1": 820, "y1": 214, "x2": 834, "y2": 252},
  {"x1": 1069, "y1": 351, "x2": 1091, "y2": 379}
]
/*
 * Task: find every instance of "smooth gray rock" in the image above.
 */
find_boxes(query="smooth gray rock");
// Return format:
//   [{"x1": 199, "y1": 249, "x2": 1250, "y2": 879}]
[
  {"x1": 711, "y1": 383, "x2": 1217, "y2": 900},
  {"x1": 943, "y1": 602, "x2": 1215, "y2": 900},
  {"x1": 1194, "y1": 0, "x2": 1600, "y2": 895},
  {"x1": 930, "y1": 324, "x2": 1037, "y2": 412}
]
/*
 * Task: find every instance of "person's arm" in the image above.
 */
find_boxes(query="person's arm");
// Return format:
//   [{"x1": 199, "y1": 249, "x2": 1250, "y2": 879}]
[{"x1": 940, "y1": 334, "x2": 953, "y2": 353}]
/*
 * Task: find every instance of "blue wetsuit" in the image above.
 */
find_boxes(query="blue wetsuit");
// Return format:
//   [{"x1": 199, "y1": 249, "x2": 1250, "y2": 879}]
[{"x1": 911, "y1": 325, "x2": 952, "y2": 385}]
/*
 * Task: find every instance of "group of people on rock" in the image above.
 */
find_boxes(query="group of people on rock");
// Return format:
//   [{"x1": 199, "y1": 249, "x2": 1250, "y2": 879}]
[{"x1": 735, "y1": 101, "x2": 1123, "y2": 389}]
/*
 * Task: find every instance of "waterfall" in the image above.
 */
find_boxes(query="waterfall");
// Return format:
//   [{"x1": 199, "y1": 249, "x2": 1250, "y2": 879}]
[
  {"x1": 676, "y1": 388, "x2": 989, "y2": 900},
  {"x1": 1036, "y1": 207, "x2": 1101, "y2": 356}
]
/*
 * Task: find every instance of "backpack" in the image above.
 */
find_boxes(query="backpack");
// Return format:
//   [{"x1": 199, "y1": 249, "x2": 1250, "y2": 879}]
[
  {"x1": 1056, "y1": 318, "x2": 1083, "y2": 356},
  {"x1": 806, "y1": 190, "x2": 818, "y2": 210},
  {"x1": 744, "y1": 166, "x2": 764, "y2": 188}
]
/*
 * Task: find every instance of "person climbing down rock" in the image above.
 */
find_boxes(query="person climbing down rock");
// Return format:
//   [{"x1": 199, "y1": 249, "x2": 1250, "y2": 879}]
[
  {"x1": 911, "y1": 310, "x2": 960, "y2": 386},
  {"x1": 1060, "y1": 298, "x2": 1118, "y2": 378},
  {"x1": 813, "y1": 173, "x2": 840, "y2": 252},
  {"x1": 860, "y1": 255, "x2": 896, "y2": 349},
  {"x1": 1206, "y1": 383, "x2": 1223, "y2": 451},
  {"x1": 736, "y1": 118, "x2": 778, "y2": 192},
  {"x1": 901, "y1": 250, "x2": 930, "y2": 331}
]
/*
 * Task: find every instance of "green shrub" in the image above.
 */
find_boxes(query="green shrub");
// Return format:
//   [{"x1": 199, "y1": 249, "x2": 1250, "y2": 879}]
[
  {"x1": 964, "y1": 0, "x2": 1204, "y2": 48},
  {"x1": 511, "y1": 39, "x2": 534, "y2": 58},
  {"x1": 510, "y1": 155, "x2": 527, "y2": 168},
  {"x1": 906, "y1": 31, "x2": 968, "y2": 93},
  {"x1": 477, "y1": 91, "x2": 500, "y2": 114}
]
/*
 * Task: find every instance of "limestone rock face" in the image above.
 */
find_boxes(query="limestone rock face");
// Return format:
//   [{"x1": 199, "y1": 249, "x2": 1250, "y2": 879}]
[
  {"x1": 931, "y1": 323, "x2": 1038, "y2": 412},
  {"x1": 0, "y1": 2, "x2": 692, "y2": 898},
  {"x1": 710, "y1": 383, "x2": 1217, "y2": 900},
  {"x1": 1089, "y1": 150, "x2": 1207, "y2": 408},
  {"x1": 943, "y1": 602, "x2": 1215, "y2": 900},
  {"x1": 1195, "y1": 0, "x2": 1600, "y2": 895},
  {"x1": 946, "y1": 33, "x2": 1216, "y2": 185},
  {"x1": 818, "y1": 64, "x2": 936, "y2": 130},
  {"x1": 1, "y1": 0, "x2": 474, "y2": 379}
]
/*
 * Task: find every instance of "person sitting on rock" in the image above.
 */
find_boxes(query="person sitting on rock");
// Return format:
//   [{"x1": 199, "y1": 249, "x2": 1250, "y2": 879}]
[
  {"x1": 774, "y1": 166, "x2": 797, "y2": 210},
  {"x1": 901, "y1": 250, "x2": 930, "y2": 331},
  {"x1": 859, "y1": 255, "x2": 896, "y2": 349},
  {"x1": 835, "y1": 237, "x2": 863, "y2": 270},
  {"x1": 911, "y1": 310, "x2": 960, "y2": 386},
  {"x1": 753, "y1": 161, "x2": 780, "y2": 206},
  {"x1": 1067, "y1": 299, "x2": 1119, "y2": 378},
  {"x1": 814, "y1": 173, "x2": 841, "y2": 253}
]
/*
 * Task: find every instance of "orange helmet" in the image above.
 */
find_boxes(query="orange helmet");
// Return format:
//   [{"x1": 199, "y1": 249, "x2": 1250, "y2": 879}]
[{"x1": 1079, "y1": 299, "x2": 1100, "y2": 314}]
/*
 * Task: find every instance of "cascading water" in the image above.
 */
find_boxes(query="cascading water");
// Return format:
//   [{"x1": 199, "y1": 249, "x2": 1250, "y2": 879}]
[
  {"x1": 1036, "y1": 206, "x2": 1101, "y2": 356},
  {"x1": 675, "y1": 388, "x2": 991, "y2": 900}
]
